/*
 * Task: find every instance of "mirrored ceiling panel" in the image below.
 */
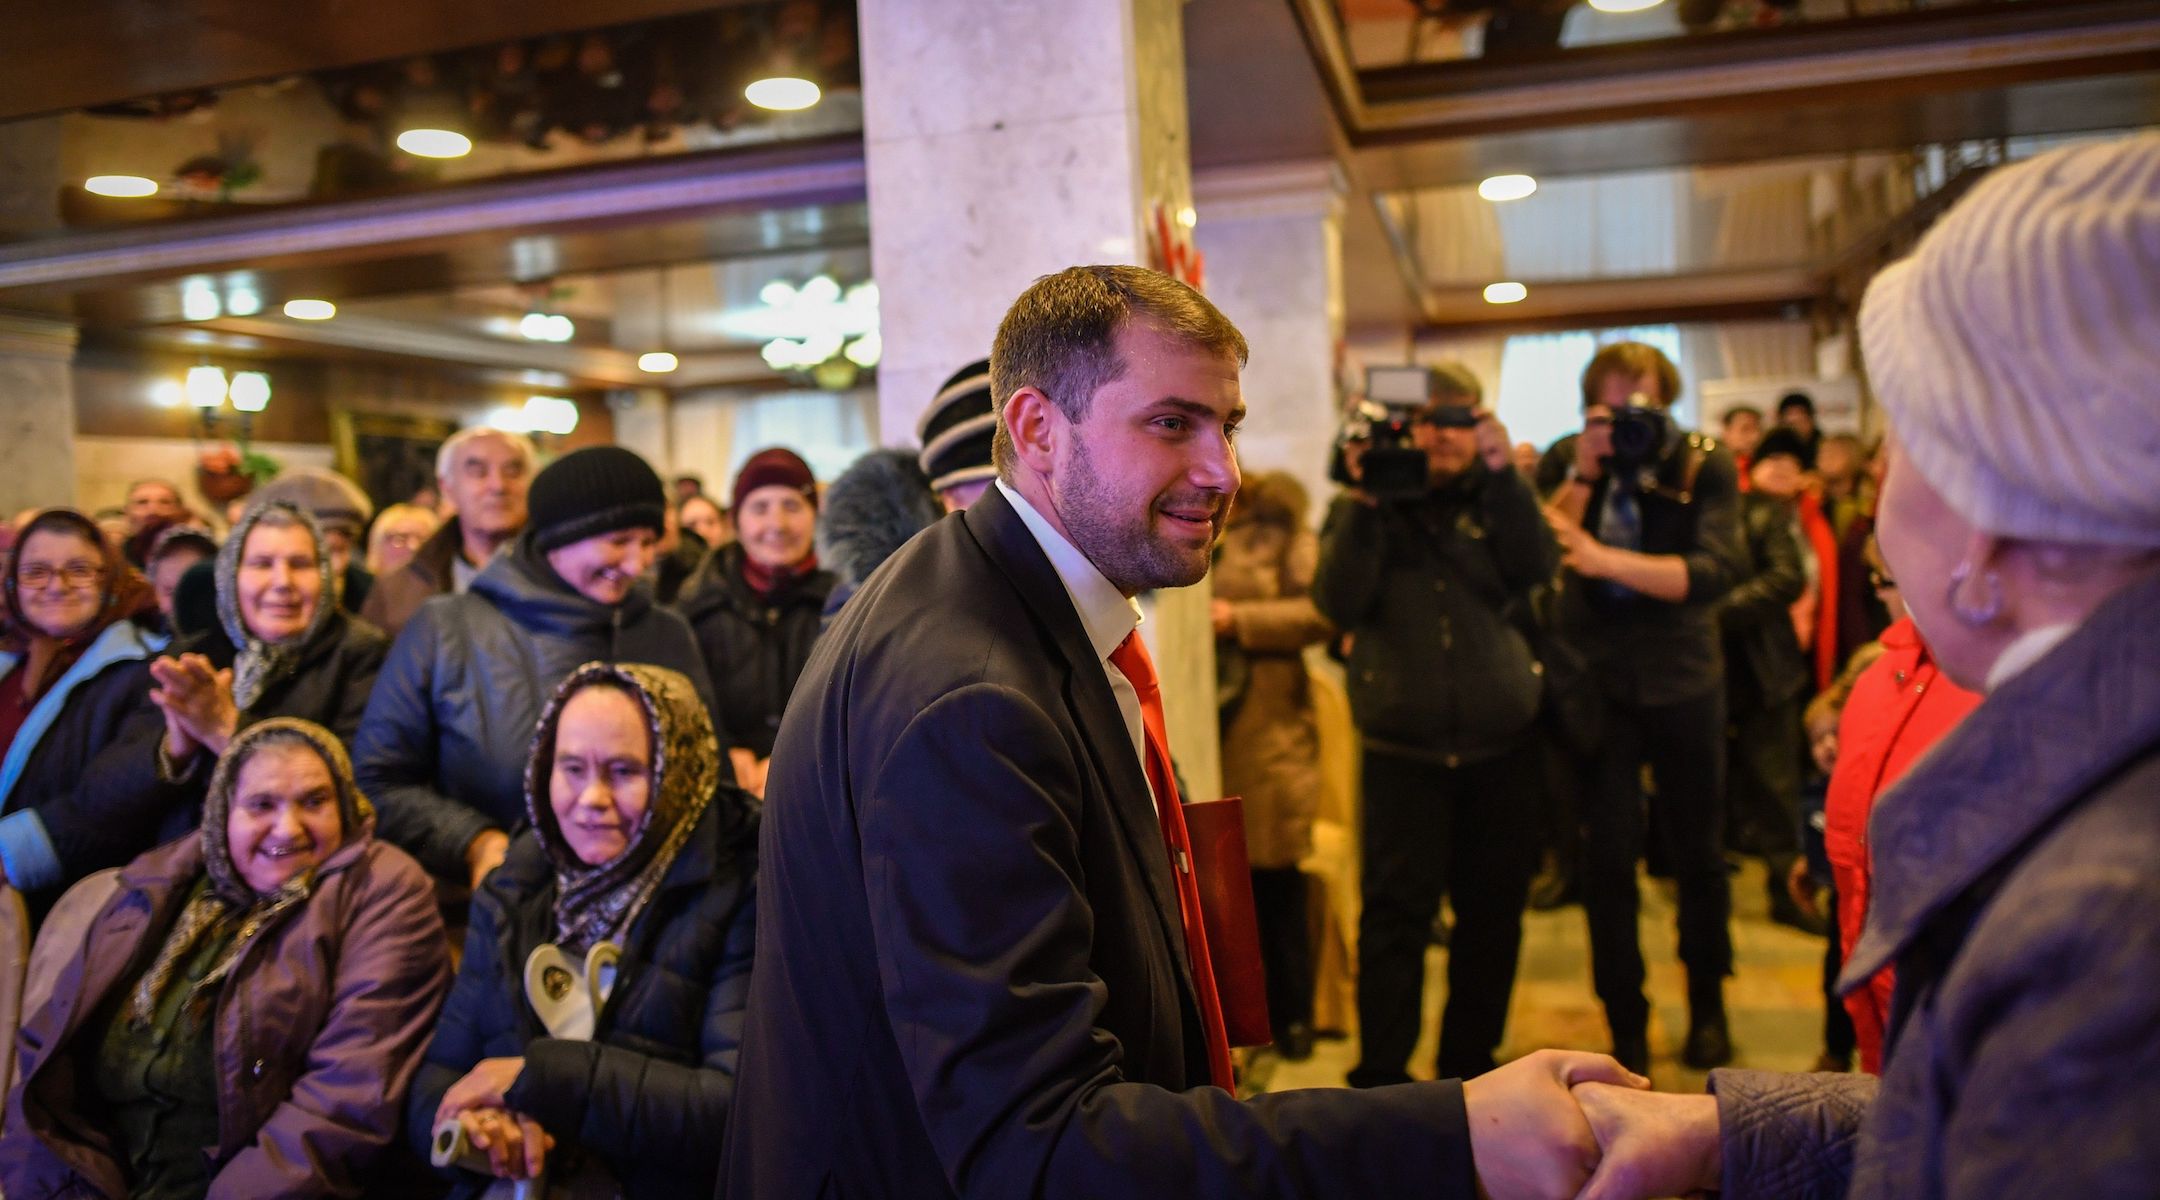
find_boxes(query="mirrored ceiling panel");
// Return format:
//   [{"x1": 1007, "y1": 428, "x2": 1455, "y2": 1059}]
[{"x1": 0, "y1": 1, "x2": 859, "y2": 243}]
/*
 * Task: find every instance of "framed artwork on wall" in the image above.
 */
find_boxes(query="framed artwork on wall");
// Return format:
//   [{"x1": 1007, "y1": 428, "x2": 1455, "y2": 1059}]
[{"x1": 331, "y1": 409, "x2": 459, "y2": 510}]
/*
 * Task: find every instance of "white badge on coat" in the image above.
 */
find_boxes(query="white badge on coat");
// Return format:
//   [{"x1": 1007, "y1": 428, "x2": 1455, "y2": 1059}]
[{"x1": 523, "y1": 942, "x2": 623, "y2": 1041}]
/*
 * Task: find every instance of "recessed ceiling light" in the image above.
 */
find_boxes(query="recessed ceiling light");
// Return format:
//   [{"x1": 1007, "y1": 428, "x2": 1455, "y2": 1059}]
[
  {"x1": 283, "y1": 299, "x2": 337, "y2": 320},
  {"x1": 1483, "y1": 282, "x2": 1529, "y2": 305},
  {"x1": 1588, "y1": 0, "x2": 1665, "y2": 11},
  {"x1": 638, "y1": 351, "x2": 680, "y2": 374},
  {"x1": 85, "y1": 175, "x2": 159, "y2": 198},
  {"x1": 745, "y1": 77, "x2": 821, "y2": 112},
  {"x1": 181, "y1": 280, "x2": 221, "y2": 322},
  {"x1": 396, "y1": 128, "x2": 473, "y2": 159},
  {"x1": 1477, "y1": 174, "x2": 1538, "y2": 202}
]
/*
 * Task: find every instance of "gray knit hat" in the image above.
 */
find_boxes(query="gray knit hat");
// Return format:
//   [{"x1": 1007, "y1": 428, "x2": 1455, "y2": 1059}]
[{"x1": 1860, "y1": 133, "x2": 2160, "y2": 548}]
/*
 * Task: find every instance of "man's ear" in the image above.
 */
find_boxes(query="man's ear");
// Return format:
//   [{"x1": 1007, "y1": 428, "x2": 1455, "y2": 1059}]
[{"x1": 1003, "y1": 386, "x2": 1063, "y2": 475}]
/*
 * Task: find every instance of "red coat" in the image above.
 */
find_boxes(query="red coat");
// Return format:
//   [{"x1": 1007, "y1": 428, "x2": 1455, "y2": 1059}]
[{"x1": 1823, "y1": 617, "x2": 1982, "y2": 1073}]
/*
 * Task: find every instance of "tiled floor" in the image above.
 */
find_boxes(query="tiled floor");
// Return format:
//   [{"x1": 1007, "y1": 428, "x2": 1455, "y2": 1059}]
[{"x1": 1256, "y1": 860, "x2": 1833, "y2": 1095}]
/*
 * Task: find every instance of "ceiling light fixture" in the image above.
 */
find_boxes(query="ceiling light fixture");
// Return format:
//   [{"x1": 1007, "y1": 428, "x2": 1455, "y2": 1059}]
[
  {"x1": 185, "y1": 365, "x2": 228, "y2": 408},
  {"x1": 1588, "y1": 0, "x2": 1666, "y2": 12},
  {"x1": 1477, "y1": 174, "x2": 1538, "y2": 202},
  {"x1": 1483, "y1": 281, "x2": 1529, "y2": 305},
  {"x1": 396, "y1": 128, "x2": 474, "y2": 159},
  {"x1": 283, "y1": 298, "x2": 337, "y2": 320},
  {"x1": 181, "y1": 279, "x2": 222, "y2": 322},
  {"x1": 745, "y1": 76, "x2": 821, "y2": 112},
  {"x1": 228, "y1": 371, "x2": 272, "y2": 413},
  {"x1": 84, "y1": 175, "x2": 159, "y2": 198},
  {"x1": 523, "y1": 395, "x2": 580, "y2": 436},
  {"x1": 224, "y1": 284, "x2": 262, "y2": 317},
  {"x1": 640, "y1": 268, "x2": 679, "y2": 374},
  {"x1": 519, "y1": 312, "x2": 576, "y2": 343}
]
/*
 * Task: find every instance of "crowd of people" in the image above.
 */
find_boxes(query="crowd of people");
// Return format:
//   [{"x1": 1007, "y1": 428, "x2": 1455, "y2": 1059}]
[{"x1": 0, "y1": 133, "x2": 2150, "y2": 1198}]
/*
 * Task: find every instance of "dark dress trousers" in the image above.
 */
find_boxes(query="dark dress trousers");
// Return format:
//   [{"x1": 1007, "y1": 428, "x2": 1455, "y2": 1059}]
[{"x1": 721, "y1": 484, "x2": 1474, "y2": 1199}]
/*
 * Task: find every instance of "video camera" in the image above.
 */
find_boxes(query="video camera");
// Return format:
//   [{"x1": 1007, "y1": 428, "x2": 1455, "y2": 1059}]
[{"x1": 1329, "y1": 366, "x2": 1479, "y2": 502}]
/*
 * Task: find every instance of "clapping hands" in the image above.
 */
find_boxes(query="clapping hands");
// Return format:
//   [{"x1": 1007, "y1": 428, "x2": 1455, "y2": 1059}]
[
  {"x1": 148, "y1": 653, "x2": 239, "y2": 762},
  {"x1": 1464, "y1": 1052, "x2": 1723, "y2": 1200}
]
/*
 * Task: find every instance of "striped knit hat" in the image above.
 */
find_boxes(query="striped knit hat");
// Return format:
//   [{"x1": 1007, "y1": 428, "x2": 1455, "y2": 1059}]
[
  {"x1": 916, "y1": 358, "x2": 998, "y2": 495},
  {"x1": 1860, "y1": 134, "x2": 2160, "y2": 548}
]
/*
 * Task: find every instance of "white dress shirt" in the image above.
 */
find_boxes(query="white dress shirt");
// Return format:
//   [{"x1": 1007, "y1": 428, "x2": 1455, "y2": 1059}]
[{"x1": 996, "y1": 480, "x2": 1157, "y2": 808}]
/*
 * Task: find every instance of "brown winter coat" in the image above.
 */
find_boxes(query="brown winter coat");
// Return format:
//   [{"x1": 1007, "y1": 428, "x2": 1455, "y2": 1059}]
[
  {"x1": 2, "y1": 826, "x2": 450, "y2": 1198},
  {"x1": 1214, "y1": 474, "x2": 1334, "y2": 870}
]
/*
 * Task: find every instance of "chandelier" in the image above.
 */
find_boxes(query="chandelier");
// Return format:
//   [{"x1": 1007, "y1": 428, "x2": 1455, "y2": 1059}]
[{"x1": 726, "y1": 274, "x2": 881, "y2": 390}]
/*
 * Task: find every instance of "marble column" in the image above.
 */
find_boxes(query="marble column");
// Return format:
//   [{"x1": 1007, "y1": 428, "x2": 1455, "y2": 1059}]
[
  {"x1": 1191, "y1": 160, "x2": 1348, "y2": 509},
  {"x1": 859, "y1": 0, "x2": 1219, "y2": 799},
  {"x1": 0, "y1": 313, "x2": 79, "y2": 516}
]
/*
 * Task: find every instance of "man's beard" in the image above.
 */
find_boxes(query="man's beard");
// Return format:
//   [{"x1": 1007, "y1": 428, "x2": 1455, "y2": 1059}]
[{"x1": 1053, "y1": 436, "x2": 1222, "y2": 595}]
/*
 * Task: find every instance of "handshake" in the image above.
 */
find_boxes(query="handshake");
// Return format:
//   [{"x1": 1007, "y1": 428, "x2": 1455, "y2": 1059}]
[{"x1": 1462, "y1": 1050, "x2": 1724, "y2": 1200}]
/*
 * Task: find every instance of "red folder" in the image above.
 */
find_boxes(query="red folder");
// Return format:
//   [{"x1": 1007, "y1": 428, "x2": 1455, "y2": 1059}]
[{"x1": 1181, "y1": 795, "x2": 1273, "y2": 1048}]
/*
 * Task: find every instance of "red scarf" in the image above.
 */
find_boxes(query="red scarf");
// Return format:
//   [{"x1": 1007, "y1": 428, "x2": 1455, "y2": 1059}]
[{"x1": 739, "y1": 551, "x2": 819, "y2": 599}]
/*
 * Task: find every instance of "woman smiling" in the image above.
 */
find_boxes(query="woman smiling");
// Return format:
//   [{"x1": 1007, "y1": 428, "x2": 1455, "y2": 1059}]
[
  {"x1": 409, "y1": 661, "x2": 759, "y2": 1200},
  {"x1": 2, "y1": 718, "x2": 449, "y2": 1198}
]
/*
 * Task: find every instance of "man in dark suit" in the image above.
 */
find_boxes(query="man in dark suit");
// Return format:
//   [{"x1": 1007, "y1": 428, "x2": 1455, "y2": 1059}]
[{"x1": 722, "y1": 265, "x2": 1644, "y2": 1200}]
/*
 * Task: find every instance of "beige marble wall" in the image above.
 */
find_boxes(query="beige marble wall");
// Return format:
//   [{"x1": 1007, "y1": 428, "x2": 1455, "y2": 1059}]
[
  {"x1": 859, "y1": 0, "x2": 1218, "y2": 800},
  {"x1": 1192, "y1": 161, "x2": 1348, "y2": 514},
  {"x1": 0, "y1": 314, "x2": 79, "y2": 518}
]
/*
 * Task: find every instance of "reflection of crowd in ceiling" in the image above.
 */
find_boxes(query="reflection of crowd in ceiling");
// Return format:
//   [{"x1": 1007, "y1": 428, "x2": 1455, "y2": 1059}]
[{"x1": 79, "y1": 0, "x2": 858, "y2": 201}]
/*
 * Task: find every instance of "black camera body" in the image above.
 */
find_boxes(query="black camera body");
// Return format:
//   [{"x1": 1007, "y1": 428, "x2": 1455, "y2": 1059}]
[{"x1": 1605, "y1": 396, "x2": 1671, "y2": 476}]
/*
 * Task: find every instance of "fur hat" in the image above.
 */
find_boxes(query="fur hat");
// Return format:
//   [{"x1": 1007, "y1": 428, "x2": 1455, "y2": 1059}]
[{"x1": 816, "y1": 449, "x2": 945, "y2": 590}]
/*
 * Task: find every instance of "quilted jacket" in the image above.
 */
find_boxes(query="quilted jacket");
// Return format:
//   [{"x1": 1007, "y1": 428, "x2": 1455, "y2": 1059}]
[{"x1": 1709, "y1": 570, "x2": 2160, "y2": 1198}]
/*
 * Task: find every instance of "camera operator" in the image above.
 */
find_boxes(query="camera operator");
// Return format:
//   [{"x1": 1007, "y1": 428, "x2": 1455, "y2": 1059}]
[
  {"x1": 1313, "y1": 364, "x2": 1556, "y2": 1086},
  {"x1": 1542, "y1": 342, "x2": 1746, "y2": 1074}
]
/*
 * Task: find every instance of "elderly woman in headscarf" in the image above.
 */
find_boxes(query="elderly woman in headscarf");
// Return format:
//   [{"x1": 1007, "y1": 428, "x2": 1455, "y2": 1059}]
[
  {"x1": 0, "y1": 507, "x2": 164, "y2": 907},
  {"x1": 1565, "y1": 134, "x2": 2160, "y2": 1200},
  {"x1": 74, "y1": 498, "x2": 390, "y2": 878},
  {"x1": 1, "y1": 717, "x2": 450, "y2": 1198},
  {"x1": 408, "y1": 661, "x2": 759, "y2": 1200}
]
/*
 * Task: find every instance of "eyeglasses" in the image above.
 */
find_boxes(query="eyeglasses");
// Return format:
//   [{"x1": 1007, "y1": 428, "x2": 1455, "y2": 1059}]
[
  {"x1": 381, "y1": 532, "x2": 426, "y2": 549},
  {"x1": 18, "y1": 561, "x2": 102, "y2": 591}
]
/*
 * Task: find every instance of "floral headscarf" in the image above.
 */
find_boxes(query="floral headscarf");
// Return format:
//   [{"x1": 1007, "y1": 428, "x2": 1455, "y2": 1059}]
[
  {"x1": 523, "y1": 662, "x2": 719, "y2": 954},
  {"x1": 130, "y1": 717, "x2": 372, "y2": 1022},
  {"x1": 216, "y1": 499, "x2": 339, "y2": 711}
]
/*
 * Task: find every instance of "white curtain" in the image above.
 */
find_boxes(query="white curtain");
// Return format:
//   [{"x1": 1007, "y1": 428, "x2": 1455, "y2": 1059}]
[
  {"x1": 691, "y1": 386, "x2": 876, "y2": 484},
  {"x1": 1493, "y1": 324, "x2": 1689, "y2": 452}
]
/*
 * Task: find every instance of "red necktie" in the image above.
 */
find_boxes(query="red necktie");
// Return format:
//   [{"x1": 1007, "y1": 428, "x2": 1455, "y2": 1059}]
[{"x1": 1109, "y1": 630, "x2": 1235, "y2": 1091}]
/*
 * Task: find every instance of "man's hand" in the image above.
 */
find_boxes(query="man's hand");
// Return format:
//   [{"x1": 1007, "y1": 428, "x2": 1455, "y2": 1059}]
[
  {"x1": 1210, "y1": 599, "x2": 1236, "y2": 638},
  {"x1": 1571, "y1": 1082, "x2": 1723, "y2": 1200},
  {"x1": 466, "y1": 829, "x2": 511, "y2": 890},
  {"x1": 1545, "y1": 508, "x2": 1614, "y2": 580},
  {"x1": 1463, "y1": 1049, "x2": 1650, "y2": 1200},
  {"x1": 1475, "y1": 408, "x2": 1515, "y2": 474}
]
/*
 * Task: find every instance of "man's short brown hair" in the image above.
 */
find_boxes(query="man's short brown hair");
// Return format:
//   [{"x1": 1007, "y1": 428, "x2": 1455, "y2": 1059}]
[
  {"x1": 1580, "y1": 341, "x2": 1681, "y2": 411},
  {"x1": 988, "y1": 265, "x2": 1249, "y2": 476}
]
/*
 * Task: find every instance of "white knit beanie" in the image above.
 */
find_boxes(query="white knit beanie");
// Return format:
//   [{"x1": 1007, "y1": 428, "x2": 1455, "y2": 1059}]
[{"x1": 1859, "y1": 133, "x2": 2160, "y2": 549}]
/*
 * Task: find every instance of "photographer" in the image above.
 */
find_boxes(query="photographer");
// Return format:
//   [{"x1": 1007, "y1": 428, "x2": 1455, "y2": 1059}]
[
  {"x1": 1543, "y1": 342, "x2": 1746, "y2": 1074},
  {"x1": 1313, "y1": 364, "x2": 1556, "y2": 1086}
]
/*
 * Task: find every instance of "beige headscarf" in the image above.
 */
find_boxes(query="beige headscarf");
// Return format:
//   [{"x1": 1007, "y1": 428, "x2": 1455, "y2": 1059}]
[
  {"x1": 523, "y1": 662, "x2": 720, "y2": 955},
  {"x1": 129, "y1": 718, "x2": 372, "y2": 1023}
]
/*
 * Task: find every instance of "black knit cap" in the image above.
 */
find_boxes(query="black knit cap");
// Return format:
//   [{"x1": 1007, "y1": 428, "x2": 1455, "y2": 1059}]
[
  {"x1": 1753, "y1": 426, "x2": 1817, "y2": 471},
  {"x1": 527, "y1": 445, "x2": 668, "y2": 553},
  {"x1": 916, "y1": 358, "x2": 998, "y2": 494}
]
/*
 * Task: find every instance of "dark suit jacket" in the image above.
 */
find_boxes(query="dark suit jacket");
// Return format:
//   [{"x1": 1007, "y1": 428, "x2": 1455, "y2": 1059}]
[{"x1": 721, "y1": 484, "x2": 1474, "y2": 1199}]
